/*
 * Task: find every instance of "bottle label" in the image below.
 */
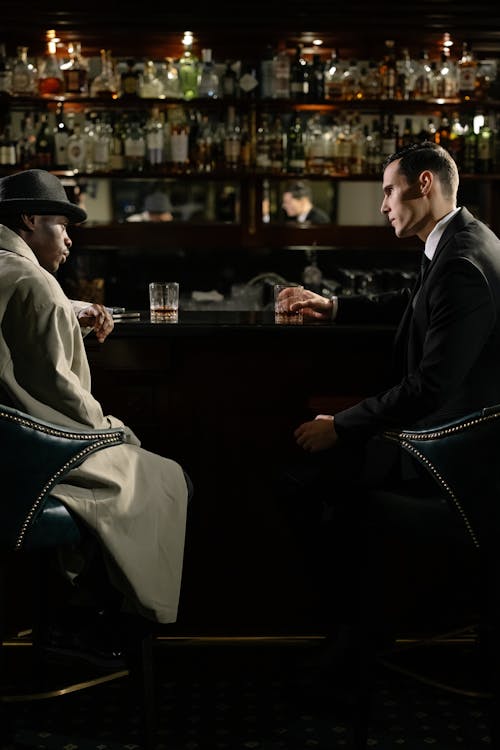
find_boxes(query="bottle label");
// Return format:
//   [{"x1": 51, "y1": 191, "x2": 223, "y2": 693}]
[{"x1": 239, "y1": 73, "x2": 258, "y2": 93}]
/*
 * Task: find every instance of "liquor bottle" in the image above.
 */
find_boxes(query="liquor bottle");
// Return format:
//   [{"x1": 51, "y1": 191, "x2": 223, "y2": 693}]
[
  {"x1": 17, "y1": 112, "x2": 37, "y2": 168},
  {"x1": 194, "y1": 114, "x2": 215, "y2": 172},
  {"x1": 93, "y1": 115, "x2": 112, "y2": 171},
  {"x1": 255, "y1": 113, "x2": 272, "y2": 171},
  {"x1": 0, "y1": 43, "x2": 11, "y2": 94},
  {"x1": 414, "y1": 50, "x2": 432, "y2": 101},
  {"x1": 270, "y1": 116, "x2": 285, "y2": 173},
  {"x1": 66, "y1": 121, "x2": 87, "y2": 172},
  {"x1": 286, "y1": 113, "x2": 306, "y2": 174},
  {"x1": 476, "y1": 116, "x2": 494, "y2": 174},
  {"x1": 10, "y1": 46, "x2": 37, "y2": 96},
  {"x1": 435, "y1": 115, "x2": 450, "y2": 149},
  {"x1": 145, "y1": 106, "x2": 165, "y2": 166},
  {"x1": 365, "y1": 119, "x2": 382, "y2": 175},
  {"x1": 163, "y1": 58, "x2": 182, "y2": 99},
  {"x1": 448, "y1": 112, "x2": 465, "y2": 168},
  {"x1": 309, "y1": 54, "x2": 325, "y2": 101},
  {"x1": 178, "y1": 31, "x2": 199, "y2": 101},
  {"x1": 0, "y1": 123, "x2": 17, "y2": 166},
  {"x1": 379, "y1": 39, "x2": 397, "y2": 100},
  {"x1": 361, "y1": 60, "x2": 383, "y2": 99},
  {"x1": 120, "y1": 59, "x2": 140, "y2": 98},
  {"x1": 272, "y1": 44, "x2": 290, "y2": 99},
  {"x1": 170, "y1": 121, "x2": 190, "y2": 171},
  {"x1": 457, "y1": 41, "x2": 478, "y2": 100},
  {"x1": 238, "y1": 62, "x2": 259, "y2": 99},
  {"x1": 223, "y1": 105, "x2": 241, "y2": 170},
  {"x1": 53, "y1": 102, "x2": 69, "y2": 168},
  {"x1": 198, "y1": 49, "x2": 219, "y2": 98},
  {"x1": 396, "y1": 48, "x2": 416, "y2": 100},
  {"x1": 221, "y1": 61, "x2": 237, "y2": 98},
  {"x1": 381, "y1": 113, "x2": 398, "y2": 160},
  {"x1": 34, "y1": 113, "x2": 54, "y2": 168},
  {"x1": 239, "y1": 113, "x2": 251, "y2": 169},
  {"x1": 324, "y1": 49, "x2": 344, "y2": 101},
  {"x1": 260, "y1": 45, "x2": 275, "y2": 99},
  {"x1": 62, "y1": 42, "x2": 88, "y2": 95},
  {"x1": 463, "y1": 118, "x2": 477, "y2": 173},
  {"x1": 290, "y1": 45, "x2": 310, "y2": 102},
  {"x1": 305, "y1": 113, "x2": 326, "y2": 174},
  {"x1": 38, "y1": 29, "x2": 64, "y2": 96},
  {"x1": 109, "y1": 113, "x2": 126, "y2": 171},
  {"x1": 139, "y1": 60, "x2": 165, "y2": 98},
  {"x1": 430, "y1": 51, "x2": 457, "y2": 101},
  {"x1": 124, "y1": 117, "x2": 146, "y2": 173},
  {"x1": 400, "y1": 117, "x2": 414, "y2": 148},
  {"x1": 341, "y1": 60, "x2": 359, "y2": 101},
  {"x1": 90, "y1": 49, "x2": 118, "y2": 99}
]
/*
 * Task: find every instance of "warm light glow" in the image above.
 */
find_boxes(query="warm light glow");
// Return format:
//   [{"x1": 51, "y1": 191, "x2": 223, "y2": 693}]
[
  {"x1": 312, "y1": 39, "x2": 323, "y2": 46},
  {"x1": 182, "y1": 31, "x2": 194, "y2": 47}
]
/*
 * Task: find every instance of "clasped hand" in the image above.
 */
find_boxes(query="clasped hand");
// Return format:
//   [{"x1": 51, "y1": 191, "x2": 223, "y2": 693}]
[
  {"x1": 294, "y1": 414, "x2": 338, "y2": 452},
  {"x1": 77, "y1": 304, "x2": 114, "y2": 343}
]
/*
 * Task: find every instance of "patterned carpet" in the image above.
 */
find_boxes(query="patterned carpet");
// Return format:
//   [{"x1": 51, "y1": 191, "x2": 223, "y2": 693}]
[{"x1": 0, "y1": 635, "x2": 494, "y2": 749}]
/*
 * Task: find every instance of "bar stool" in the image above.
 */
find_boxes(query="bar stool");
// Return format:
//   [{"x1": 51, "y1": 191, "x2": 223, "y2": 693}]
[
  {"x1": 351, "y1": 404, "x2": 500, "y2": 749},
  {"x1": 0, "y1": 403, "x2": 155, "y2": 748}
]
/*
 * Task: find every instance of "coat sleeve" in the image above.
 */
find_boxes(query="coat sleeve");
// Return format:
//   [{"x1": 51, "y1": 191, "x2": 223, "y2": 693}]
[
  {"x1": 2, "y1": 276, "x2": 139, "y2": 445},
  {"x1": 334, "y1": 258, "x2": 496, "y2": 441}
]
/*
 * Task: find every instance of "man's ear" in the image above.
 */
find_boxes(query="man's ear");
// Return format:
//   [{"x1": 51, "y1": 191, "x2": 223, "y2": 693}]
[
  {"x1": 20, "y1": 213, "x2": 36, "y2": 231},
  {"x1": 419, "y1": 170, "x2": 433, "y2": 196}
]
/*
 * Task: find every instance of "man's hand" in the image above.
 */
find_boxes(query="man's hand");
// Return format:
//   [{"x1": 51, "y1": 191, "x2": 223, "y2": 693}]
[
  {"x1": 281, "y1": 288, "x2": 335, "y2": 320},
  {"x1": 294, "y1": 414, "x2": 338, "y2": 452},
  {"x1": 77, "y1": 304, "x2": 114, "y2": 343}
]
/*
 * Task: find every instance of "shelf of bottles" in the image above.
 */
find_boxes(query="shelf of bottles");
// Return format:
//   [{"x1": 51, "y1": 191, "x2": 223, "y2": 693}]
[{"x1": 1, "y1": 30, "x2": 500, "y2": 178}]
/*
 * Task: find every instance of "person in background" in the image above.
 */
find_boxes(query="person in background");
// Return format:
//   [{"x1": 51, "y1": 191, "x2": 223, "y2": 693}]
[
  {"x1": 281, "y1": 180, "x2": 330, "y2": 224},
  {"x1": 278, "y1": 141, "x2": 500, "y2": 686},
  {"x1": 0, "y1": 169, "x2": 190, "y2": 667},
  {"x1": 126, "y1": 190, "x2": 174, "y2": 222}
]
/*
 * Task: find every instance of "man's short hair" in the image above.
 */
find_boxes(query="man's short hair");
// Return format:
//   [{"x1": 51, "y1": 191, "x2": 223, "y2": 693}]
[
  {"x1": 283, "y1": 181, "x2": 313, "y2": 201},
  {"x1": 383, "y1": 141, "x2": 459, "y2": 199}
]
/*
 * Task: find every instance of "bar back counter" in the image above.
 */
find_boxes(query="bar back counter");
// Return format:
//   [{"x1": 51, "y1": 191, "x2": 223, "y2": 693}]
[{"x1": 85, "y1": 311, "x2": 395, "y2": 635}]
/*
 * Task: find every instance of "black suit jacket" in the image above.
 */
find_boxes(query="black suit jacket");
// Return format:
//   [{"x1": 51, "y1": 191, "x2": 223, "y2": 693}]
[{"x1": 335, "y1": 207, "x2": 500, "y2": 442}]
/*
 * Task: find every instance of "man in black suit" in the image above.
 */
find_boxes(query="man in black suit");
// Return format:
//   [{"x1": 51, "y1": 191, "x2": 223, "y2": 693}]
[
  {"x1": 279, "y1": 141, "x2": 500, "y2": 636},
  {"x1": 281, "y1": 180, "x2": 331, "y2": 224}
]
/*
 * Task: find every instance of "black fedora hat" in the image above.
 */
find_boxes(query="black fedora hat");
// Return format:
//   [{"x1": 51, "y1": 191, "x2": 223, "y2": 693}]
[{"x1": 0, "y1": 169, "x2": 87, "y2": 224}]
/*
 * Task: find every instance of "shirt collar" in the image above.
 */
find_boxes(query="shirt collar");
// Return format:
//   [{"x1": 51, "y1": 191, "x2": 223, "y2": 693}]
[{"x1": 424, "y1": 206, "x2": 461, "y2": 261}]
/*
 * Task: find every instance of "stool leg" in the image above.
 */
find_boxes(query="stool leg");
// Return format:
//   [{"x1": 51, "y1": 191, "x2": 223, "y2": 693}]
[{"x1": 123, "y1": 619, "x2": 156, "y2": 750}]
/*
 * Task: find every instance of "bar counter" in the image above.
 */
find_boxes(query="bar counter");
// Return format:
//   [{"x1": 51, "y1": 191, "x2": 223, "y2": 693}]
[{"x1": 85, "y1": 311, "x2": 396, "y2": 635}]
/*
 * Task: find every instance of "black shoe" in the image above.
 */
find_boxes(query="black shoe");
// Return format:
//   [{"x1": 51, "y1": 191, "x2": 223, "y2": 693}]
[{"x1": 39, "y1": 613, "x2": 127, "y2": 671}]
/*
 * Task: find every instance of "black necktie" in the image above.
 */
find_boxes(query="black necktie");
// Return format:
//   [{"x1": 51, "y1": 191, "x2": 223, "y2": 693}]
[{"x1": 412, "y1": 254, "x2": 431, "y2": 308}]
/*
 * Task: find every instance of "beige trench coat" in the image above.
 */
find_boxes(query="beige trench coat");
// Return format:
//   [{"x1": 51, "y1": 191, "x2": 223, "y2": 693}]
[{"x1": 0, "y1": 225, "x2": 188, "y2": 623}]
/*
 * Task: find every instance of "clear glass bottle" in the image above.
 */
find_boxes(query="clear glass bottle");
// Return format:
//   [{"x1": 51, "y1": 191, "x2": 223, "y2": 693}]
[
  {"x1": 476, "y1": 115, "x2": 494, "y2": 173},
  {"x1": 124, "y1": 117, "x2": 146, "y2": 172},
  {"x1": 221, "y1": 60, "x2": 237, "y2": 98},
  {"x1": 324, "y1": 49, "x2": 344, "y2": 101},
  {"x1": 90, "y1": 49, "x2": 118, "y2": 99},
  {"x1": 34, "y1": 113, "x2": 55, "y2": 168},
  {"x1": 145, "y1": 106, "x2": 165, "y2": 166},
  {"x1": 53, "y1": 102, "x2": 69, "y2": 168},
  {"x1": 0, "y1": 42, "x2": 12, "y2": 94},
  {"x1": 414, "y1": 50, "x2": 432, "y2": 101},
  {"x1": 290, "y1": 45, "x2": 310, "y2": 102},
  {"x1": 198, "y1": 48, "x2": 219, "y2": 98},
  {"x1": 272, "y1": 44, "x2": 291, "y2": 99},
  {"x1": 62, "y1": 42, "x2": 88, "y2": 95},
  {"x1": 140, "y1": 60, "x2": 165, "y2": 98},
  {"x1": 457, "y1": 41, "x2": 478, "y2": 100},
  {"x1": 66, "y1": 121, "x2": 87, "y2": 172},
  {"x1": 11, "y1": 46, "x2": 38, "y2": 95},
  {"x1": 178, "y1": 31, "x2": 199, "y2": 101},
  {"x1": 93, "y1": 115, "x2": 112, "y2": 171},
  {"x1": 286, "y1": 112, "x2": 306, "y2": 173},
  {"x1": 38, "y1": 29, "x2": 64, "y2": 96},
  {"x1": 379, "y1": 39, "x2": 397, "y2": 100}
]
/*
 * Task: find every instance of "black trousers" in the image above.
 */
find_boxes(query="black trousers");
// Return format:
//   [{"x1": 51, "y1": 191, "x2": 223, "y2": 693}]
[{"x1": 275, "y1": 437, "x2": 479, "y2": 631}]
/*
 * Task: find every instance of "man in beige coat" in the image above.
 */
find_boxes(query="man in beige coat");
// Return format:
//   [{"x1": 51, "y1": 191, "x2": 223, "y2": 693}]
[{"x1": 0, "y1": 170, "x2": 189, "y2": 637}]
